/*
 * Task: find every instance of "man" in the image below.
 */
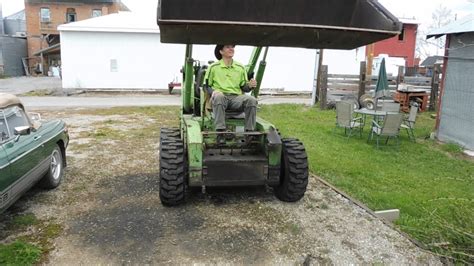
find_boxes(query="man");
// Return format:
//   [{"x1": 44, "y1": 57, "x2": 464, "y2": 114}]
[{"x1": 204, "y1": 45, "x2": 258, "y2": 143}]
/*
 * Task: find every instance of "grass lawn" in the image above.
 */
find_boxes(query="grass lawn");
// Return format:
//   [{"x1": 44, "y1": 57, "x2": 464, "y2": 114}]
[{"x1": 259, "y1": 104, "x2": 473, "y2": 263}]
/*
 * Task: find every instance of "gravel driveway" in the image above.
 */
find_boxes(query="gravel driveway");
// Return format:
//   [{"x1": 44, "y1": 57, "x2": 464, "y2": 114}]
[{"x1": 2, "y1": 107, "x2": 440, "y2": 264}]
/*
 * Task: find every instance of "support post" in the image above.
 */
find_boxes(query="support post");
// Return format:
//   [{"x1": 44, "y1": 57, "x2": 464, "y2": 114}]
[
  {"x1": 358, "y1": 61, "x2": 367, "y2": 100},
  {"x1": 311, "y1": 49, "x2": 321, "y2": 106},
  {"x1": 366, "y1": 44, "x2": 374, "y2": 76},
  {"x1": 429, "y1": 64, "x2": 441, "y2": 111},
  {"x1": 319, "y1": 65, "x2": 328, "y2": 110},
  {"x1": 397, "y1": 66, "x2": 404, "y2": 88}
]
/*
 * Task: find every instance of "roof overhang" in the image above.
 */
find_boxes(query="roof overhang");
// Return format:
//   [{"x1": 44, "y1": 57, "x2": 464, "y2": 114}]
[
  {"x1": 427, "y1": 14, "x2": 474, "y2": 39},
  {"x1": 33, "y1": 43, "x2": 61, "y2": 56},
  {"x1": 58, "y1": 12, "x2": 160, "y2": 34},
  {"x1": 157, "y1": 0, "x2": 402, "y2": 49}
]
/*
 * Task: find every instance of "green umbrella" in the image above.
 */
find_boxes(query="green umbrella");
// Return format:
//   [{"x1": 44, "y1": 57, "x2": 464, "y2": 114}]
[{"x1": 375, "y1": 58, "x2": 389, "y2": 99}]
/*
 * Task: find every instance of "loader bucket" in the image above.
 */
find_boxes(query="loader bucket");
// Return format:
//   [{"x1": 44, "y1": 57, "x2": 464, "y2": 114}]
[{"x1": 157, "y1": 0, "x2": 402, "y2": 49}]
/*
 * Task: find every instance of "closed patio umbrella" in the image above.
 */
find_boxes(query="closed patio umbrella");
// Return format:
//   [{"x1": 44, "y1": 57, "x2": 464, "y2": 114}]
[
  {"x1": 375, "y1": 58, "x2": 389, "y2": 99},
  {"x1": 375, "y1": 58, "x2": 389, "y2": 109}
]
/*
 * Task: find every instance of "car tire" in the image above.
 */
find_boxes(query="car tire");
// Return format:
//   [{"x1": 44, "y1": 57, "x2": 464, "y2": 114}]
[
  {"x1": 274, "y1": 138, "x2": 309, "y2": 202},
  {"x1": 40, "y1": 145, "x2": 64, "y2": 189}
]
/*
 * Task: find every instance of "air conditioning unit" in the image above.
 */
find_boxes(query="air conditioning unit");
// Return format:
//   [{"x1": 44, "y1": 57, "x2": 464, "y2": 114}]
[{"x1": 13, "y1": 32, "x2": 27, "y2": 38}]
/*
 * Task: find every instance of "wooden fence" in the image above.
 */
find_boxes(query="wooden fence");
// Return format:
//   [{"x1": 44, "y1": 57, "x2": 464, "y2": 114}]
[{"x1": 318, "y1": 61, "x2": 438, "y2": 110}]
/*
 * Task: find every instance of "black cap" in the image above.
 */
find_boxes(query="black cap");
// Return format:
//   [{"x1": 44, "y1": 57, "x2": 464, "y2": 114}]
[{"x1": 214, "y1": 44, "x2": 235, "y2": 60}]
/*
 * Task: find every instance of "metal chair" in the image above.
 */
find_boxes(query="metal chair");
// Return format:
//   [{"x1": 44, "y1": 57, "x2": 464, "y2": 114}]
[
  {"x1": 334, "y1": 101, "x2": 364, "y2": 138},
  {"x1": 401, "y1": 103, "x2": 418, "y2": 142},
  {"x1": 381, "y1": 102, "x2": 401, "y2": 113},
  {"x1": 368, "y1": 113, "x2": 404, "y2": 149}
]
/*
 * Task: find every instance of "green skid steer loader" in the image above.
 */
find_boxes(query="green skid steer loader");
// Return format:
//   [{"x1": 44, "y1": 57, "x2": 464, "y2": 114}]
[{"x1": 156, "y1": 0, "x2": 402, "y2": 206}]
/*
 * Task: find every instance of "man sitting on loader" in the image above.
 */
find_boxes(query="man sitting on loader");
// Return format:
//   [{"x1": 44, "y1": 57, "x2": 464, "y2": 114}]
[{"x1": 204, "y1": 44, "x2": 258, "y2": 144}]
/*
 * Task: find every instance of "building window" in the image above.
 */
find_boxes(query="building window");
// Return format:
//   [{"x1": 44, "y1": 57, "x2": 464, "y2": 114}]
[
  {"x1": 40, "y1": 8, "x2": 51, "y2": 22},
  {"x1": 110, "y1": 59, "x2": 118, "y2": 72},
  {"x1": 92, "y1": 9, "x2": 102, "y2": 18},
  {"x1": 66, "y1": 8, "x2": 77, "y2": 23},
  {"x1": 398, "y1": 28, "x2": 405, "y2": 41}
]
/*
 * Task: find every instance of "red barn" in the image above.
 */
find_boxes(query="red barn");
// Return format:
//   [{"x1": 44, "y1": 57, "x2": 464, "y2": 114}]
[{"x1": 366, "y1": 18, "x2": 418, "y2": 71}]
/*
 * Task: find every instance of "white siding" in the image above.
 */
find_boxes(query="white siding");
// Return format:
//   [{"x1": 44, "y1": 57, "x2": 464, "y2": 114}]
[
  {"x1": 61, "y1": 31, "x2": 365, "y2": 91},
  {"x1": 61, "y1": 31, "x2": 184, "y2": 89}
]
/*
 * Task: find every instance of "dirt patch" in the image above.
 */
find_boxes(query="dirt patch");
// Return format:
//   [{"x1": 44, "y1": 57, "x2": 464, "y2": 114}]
[{"x1": 1, "y1": 107, "x2": 441, "y2": 264}]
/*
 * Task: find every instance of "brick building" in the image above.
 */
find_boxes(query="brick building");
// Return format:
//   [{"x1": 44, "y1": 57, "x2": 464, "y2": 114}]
[
  {"x1": 366, "y1": 18, "x2": 418, "y2": 74},
  {"x1": 25, "y1": 0, "x2": 128, "y2": 75}
]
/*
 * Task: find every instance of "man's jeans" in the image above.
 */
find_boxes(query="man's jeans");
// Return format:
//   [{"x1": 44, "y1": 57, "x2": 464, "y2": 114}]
[{"x1": 212, "y1": 93, "x2": 257, "y2": 131}]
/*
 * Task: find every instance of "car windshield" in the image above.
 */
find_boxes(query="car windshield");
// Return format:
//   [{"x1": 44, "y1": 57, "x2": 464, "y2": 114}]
[
  {"x1": 2, "y1": 106, "x2": 30, "y2": 138},
  {"x1": 0, "y1": 110, "x2": 8, "y2": 141}
]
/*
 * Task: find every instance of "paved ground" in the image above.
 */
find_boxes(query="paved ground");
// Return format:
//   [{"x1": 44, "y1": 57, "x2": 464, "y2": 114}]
[
  {"x1": 0, "y1": 76, "x2": 63, "y2": 95},
  {"x1": 19, "y1": 95, "x2": 311, "y2": 109},
  {"x1": 2, "y1": 76, "x2": 312, "y2": 108}
]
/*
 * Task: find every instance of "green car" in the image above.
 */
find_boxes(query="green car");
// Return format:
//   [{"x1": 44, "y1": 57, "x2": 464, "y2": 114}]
[{"x1": 0, "y1": 93, "x2": 69, "y2": 213}]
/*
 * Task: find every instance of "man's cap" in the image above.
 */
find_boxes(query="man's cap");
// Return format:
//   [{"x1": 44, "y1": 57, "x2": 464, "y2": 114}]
[{"x1": 214, "y1": 44, "x2": 235, "y2": 60}]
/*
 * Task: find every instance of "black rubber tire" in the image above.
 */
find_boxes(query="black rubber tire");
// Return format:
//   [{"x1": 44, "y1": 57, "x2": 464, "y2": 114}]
[
  {"x1": 274, "y1": 138, "x2": 309, "y2": 202},
  {"x1": 159, "y1": 128, "x2": 187, "y2": 206},
  {"x1": 327, "y1": 101, "x2": 336, "y2": 110},
  {"x1": 160, "y1": 127, "x2": 180, "y2": 140},
  {"x1": 40, "y1": 145, "x2": 64, "y2": 189},
  {"x1": 341, "y1": 95, "x2": 360, "y2": 110},
  {"x1": 365, "y1": 98, "x2": 375, "y2": 110}
]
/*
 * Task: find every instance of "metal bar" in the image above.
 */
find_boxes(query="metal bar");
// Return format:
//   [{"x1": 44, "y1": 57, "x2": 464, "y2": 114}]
[
  {"x1": 183, "y1": 44, "x2": 193, "y2": 113},
  {"x1": 202, "y1": 131, "x2": 265, "y2": 136},
  {"x1": 158, "y1": 19, "x2": 402, "y2": 35},
  {"x1": 246, "y1": 47, "x2": 262, "y2": 77},
  {"x1": 252, "y1": 47, "x2": 268, "y2": 98}
]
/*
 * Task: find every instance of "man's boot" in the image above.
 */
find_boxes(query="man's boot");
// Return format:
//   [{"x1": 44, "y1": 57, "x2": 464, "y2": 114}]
[{"x1": 216, "y1": 129, "x2": 226, "y2": 146}]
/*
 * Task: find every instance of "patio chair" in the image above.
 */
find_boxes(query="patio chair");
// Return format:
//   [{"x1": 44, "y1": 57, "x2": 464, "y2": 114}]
[
  {"x1": 381, "y1": 102, "x2": 401, "y2": 113},
  {"x1": 401, "y1": 103, "x2": 418, "y2": 142},
  {"x1": 334, "y1": 101, "x2": 364, "y2": 138},
  {"x1": 368, "y1": 113, "x2": 404, "y2": 149}
]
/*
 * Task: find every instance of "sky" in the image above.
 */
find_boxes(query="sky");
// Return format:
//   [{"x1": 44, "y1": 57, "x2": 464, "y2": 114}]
[{"x1": 1, "y1": 0, "x2": 473, "y2": 23}]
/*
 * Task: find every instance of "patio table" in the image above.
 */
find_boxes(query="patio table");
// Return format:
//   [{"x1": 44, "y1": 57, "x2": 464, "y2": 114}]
[{"x1": 354, "y1": 108, "x2": 399, "y2": 129}]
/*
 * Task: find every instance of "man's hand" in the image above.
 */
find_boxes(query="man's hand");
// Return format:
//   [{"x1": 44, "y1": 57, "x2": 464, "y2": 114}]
[
  {"x1": 248, "y1": 79, "x2": 257, "y2": 89},
  {"x1": 211, "y1": 90, "x2": 224, "y2": 100}
]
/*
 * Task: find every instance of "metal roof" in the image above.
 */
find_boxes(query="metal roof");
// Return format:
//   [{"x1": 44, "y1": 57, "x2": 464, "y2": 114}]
[
  {"x1": 398, "y1": 18, "x2": 421, "y2": 25},
  {"x1": 5, "y1": 9, "x2": 25, "y2": 20},
  {"x1": 26, "y1": 0, "x2": 119, "y2": 3},
  {"x1": 420, "y1": 56, "x2": 444, "y2": 67},
  {"x1": 427, "y1": 14, "x2": 474, "y2": 39},
  {"x1": 33, "y1": 43, "x2": 61, "y2": 56},
  {"x1": 58, "y1": 12, "x2": 160, "y2": 34}
]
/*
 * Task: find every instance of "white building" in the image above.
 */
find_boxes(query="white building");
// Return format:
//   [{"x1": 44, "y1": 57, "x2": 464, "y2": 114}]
[{"x1": 59, "y1": 12, "x2": 365, "y2": 91}]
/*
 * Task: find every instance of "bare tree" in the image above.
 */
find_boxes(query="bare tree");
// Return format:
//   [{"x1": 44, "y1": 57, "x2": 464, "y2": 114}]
[{"x1": 416, "y1": 5, "x2": 453, "y2": 59}]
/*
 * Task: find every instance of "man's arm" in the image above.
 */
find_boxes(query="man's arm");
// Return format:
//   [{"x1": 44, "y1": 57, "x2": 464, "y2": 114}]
[
  {"x1": 204, "y1": 81, "x2": 214, "y2": 95},
  {"x1": 204, "y1": 65, "x2": 215, "y2": 95},
  {"x1": 240, "y1": 68, "x2": 257, "y2": 92}
]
